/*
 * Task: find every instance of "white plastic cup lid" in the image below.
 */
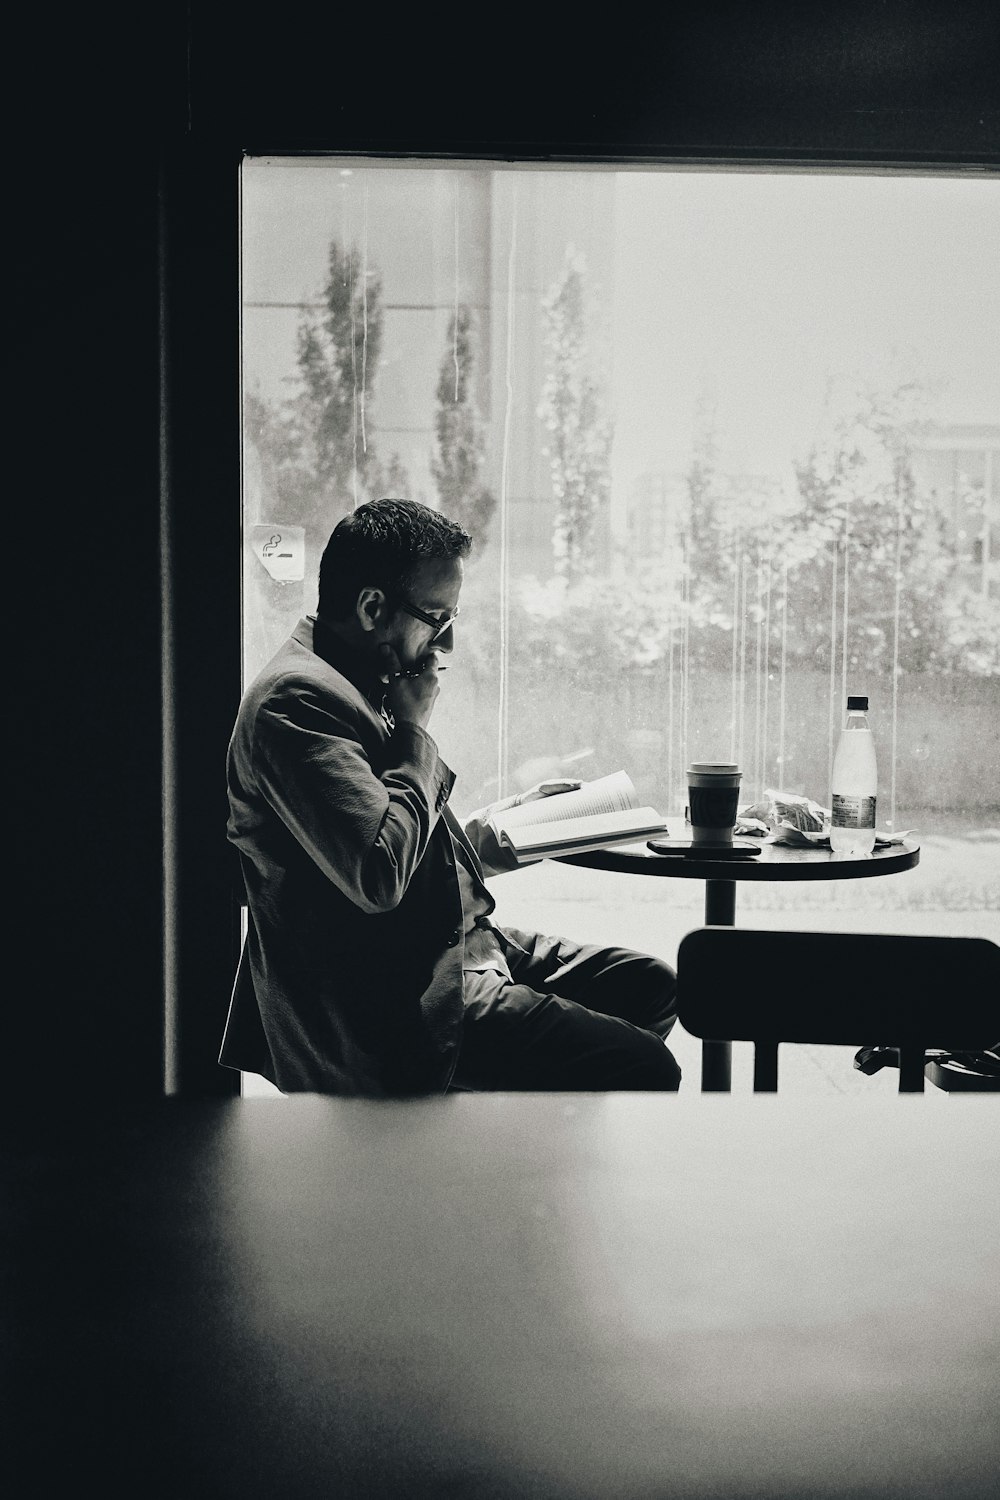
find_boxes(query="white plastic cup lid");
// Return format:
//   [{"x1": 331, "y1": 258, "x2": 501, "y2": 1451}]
[{"x1": 688, "y1": 763, "x2": 741, "y2": 775}]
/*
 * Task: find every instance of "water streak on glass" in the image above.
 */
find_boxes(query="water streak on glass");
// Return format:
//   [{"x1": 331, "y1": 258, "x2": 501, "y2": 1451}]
[
  {"x1": 730, "y1": 537, "x2": 740, "y2": 764},
  {"x1": 738, "y1": 554, "x2": 749, "y2": 778},
  {"x1": 453, "y1": 180, "x2": 461, "y2": 403},
  {"x1": 347, "y1": 186, "x2": 359, "y2": 508},
  {"x1": 778, "y1": 556, "x2": 789, "y2": 789},
  {"x1": 681, "y1": 541, "x2": 690, "y2": 803},
  {"x1": 762, "y1": 552, "x2": 772, "y2": 798},
  {"x1": 890, "y1": 461, "x2": 906, "y2": 830},
  {"x1": 840, "y1": 492, "x2": 852, "y2": 735},
  {"x1": 497, "y1": 179, "x2": 518, "y2": 799},
  {"x1": 667, "y1": 617, "x2": 676, "y2": 807},
  {"x1": 754, "y1": 556, "x2": 764, "y2": 796},
  {"x1": 827, "y1": 540, "x2": 839, "y2": 799},
  {"x1": 360, "y1": 176, "x2": 369, "y2": 456}
]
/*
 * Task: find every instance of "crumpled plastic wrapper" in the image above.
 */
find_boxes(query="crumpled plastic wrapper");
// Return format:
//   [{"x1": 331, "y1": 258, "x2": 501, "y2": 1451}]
[{"x1": 736, "y1": 789, "x2": 913, "y2": 849}]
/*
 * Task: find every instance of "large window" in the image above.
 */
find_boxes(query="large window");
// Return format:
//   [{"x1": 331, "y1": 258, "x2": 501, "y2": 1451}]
[{"x1": 240, "y1": 157, "x2": 998, "y2": 1090}]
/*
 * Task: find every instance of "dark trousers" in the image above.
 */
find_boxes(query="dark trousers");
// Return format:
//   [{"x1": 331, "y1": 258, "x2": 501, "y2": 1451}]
[{"x1": 450, "y1": 926, "x2": 681, "y2": 1092}]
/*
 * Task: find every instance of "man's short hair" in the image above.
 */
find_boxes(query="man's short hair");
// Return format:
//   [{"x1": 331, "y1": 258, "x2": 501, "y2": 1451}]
[{"x1": 317, "y1": 498, "x2": 473, "y2": 620}]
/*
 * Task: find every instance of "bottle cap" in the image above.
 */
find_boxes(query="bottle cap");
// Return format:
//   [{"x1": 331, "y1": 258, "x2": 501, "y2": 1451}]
[{"x1": 847, "y1": 695, "x2": 868, "y2": 710}]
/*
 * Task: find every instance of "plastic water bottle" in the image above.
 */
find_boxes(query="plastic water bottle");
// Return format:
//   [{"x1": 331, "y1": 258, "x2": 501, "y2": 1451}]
[{"x1": 830, "y1": 695, "x2": 877, "y2": 855}]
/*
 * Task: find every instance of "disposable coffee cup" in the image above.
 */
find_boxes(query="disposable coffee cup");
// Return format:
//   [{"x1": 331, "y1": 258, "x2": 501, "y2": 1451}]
[{"x1": 686, "y1": 763, "x2": 742, "y2": 844}]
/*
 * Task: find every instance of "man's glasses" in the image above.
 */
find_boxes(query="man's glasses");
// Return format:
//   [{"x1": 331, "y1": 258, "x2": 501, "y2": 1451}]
[{"x1": 397, "y1": 597, "x2": 460, "y2": 642}]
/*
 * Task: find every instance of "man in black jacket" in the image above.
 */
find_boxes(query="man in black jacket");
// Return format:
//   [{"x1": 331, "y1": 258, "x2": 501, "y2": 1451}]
[{"x1": 222, "y1": 498, "x2": 680, "y2": 1095}]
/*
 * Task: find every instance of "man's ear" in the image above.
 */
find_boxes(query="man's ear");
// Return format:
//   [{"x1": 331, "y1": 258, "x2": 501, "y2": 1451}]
[{"x1": 356, "y1": 587, "x2": 389, "y2": 634}]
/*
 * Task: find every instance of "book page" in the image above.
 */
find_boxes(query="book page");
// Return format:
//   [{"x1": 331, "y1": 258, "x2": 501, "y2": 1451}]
[
  {"x1": 492, "y1": 770, "x2": 639, "y2": 833},
  {"x1": 503, "y1": 805, "x2": 667, "y2": 856}
]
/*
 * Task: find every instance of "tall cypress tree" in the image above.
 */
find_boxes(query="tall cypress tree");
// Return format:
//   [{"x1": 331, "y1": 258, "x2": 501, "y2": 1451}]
[
  {"x1": 431, "y1": 305, "x2": 495, "y2": 544},
  {"x1": 245, "y1": 239, "x2": 405, "y2": 554},
  {"x1": 538, "y1": 248, "x2": 612, "y2": 583}
]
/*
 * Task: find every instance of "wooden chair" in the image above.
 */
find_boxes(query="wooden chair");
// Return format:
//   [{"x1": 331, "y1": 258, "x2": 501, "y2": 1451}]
[{"x1": 676, "y1": 928, "x2": 1000, "y2": 1093}]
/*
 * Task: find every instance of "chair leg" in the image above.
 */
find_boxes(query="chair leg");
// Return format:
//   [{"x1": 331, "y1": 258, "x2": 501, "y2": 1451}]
[
  {"x1": 897, "y1": 1045, "x2": 926, "y2": 1093},
  {"x1": 753, "y1": 1042, "x2": 779, "y2": 1093},
  {"x1": 701, "y1": 1040, "x2": 732, "y2": 1092}
]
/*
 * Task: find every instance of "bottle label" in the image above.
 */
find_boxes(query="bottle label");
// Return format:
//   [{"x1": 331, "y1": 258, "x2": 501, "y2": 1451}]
[{"x1": 831, "y1": 793, "x2": 876, "y2": 830}]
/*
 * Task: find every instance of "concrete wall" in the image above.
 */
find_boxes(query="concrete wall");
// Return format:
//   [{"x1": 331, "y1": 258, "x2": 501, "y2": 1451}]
[{"x1": 440, "y1": 666, "x2": 1000, "y2": 822}]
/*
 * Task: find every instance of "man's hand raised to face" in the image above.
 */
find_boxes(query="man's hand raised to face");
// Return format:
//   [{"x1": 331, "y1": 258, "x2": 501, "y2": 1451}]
[{"x1": 378, "y1": 643, "x2": 442, "y2": 731}]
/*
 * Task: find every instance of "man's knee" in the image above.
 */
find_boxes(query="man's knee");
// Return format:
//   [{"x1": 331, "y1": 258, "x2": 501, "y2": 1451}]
[
  {"x1": 629, "y1": 951, "x2": 678, "y2": 1035},
  {"x1": 617, "y1": 949, "x2": 676, "y2": 990},
  {"x1": 647, "y1": 952, "x2": 678, "y2": 1004},
  {"x1": 574, "y1": 943, "x2": 678, "y2": 1040}
]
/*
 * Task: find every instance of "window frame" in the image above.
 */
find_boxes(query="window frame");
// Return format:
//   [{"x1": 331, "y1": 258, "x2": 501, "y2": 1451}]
[{"x1": 162, "y1": 51, "x2": 999, "y2": 1096}]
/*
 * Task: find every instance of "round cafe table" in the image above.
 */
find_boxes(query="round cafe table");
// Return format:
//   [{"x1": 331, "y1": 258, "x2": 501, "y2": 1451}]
[{"x1": 559, "y1": 838, "x2": 921, "y2": 1089}]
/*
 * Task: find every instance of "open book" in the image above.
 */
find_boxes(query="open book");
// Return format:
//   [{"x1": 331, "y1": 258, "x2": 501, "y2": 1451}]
[{"x1": 489, "y1": 770, "x2": 668, "y2": 862}]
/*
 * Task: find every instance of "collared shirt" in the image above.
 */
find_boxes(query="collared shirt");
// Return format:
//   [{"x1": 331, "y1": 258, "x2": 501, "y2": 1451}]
[{"x1": 454, "y1": 843, "x2": 512, "y2": 977}]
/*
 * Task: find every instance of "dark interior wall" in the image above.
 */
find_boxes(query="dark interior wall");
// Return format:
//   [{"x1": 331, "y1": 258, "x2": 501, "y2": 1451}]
[
  {"x1": 13, "y1": 6, "x2": 187, "y2": 1106},
  {"x1": 189, "y1": 1, "x2": 1000, "y2": 159},
  {"x1": 12, "y1": 2, "x2": 998, "y2": 1107}
]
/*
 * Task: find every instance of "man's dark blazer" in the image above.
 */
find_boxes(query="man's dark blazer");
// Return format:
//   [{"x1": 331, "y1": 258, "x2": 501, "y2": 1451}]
[{"x1": 221, "y1": 615, "x2": 516, "y2": 1096}]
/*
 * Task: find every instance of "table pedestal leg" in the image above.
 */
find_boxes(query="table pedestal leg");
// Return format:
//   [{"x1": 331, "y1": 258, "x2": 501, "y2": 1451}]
[
  {"x1": 701, "y1": 878, "x2": 736, "y2": 1092},
  {"x1": 705, "y1": 880, "x2": 736, "y2": 927}
]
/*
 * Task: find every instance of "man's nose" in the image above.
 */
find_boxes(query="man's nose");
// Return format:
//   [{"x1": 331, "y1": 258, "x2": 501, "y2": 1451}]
[{"x1": 436, "y1": 622, "x2": 456, "y2": 653}]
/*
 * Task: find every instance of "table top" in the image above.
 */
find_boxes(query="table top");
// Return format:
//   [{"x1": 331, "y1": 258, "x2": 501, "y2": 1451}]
[
  {"x1": 8, "y1": 1092, "x2": 996, "y2": 1499},
  {"x1": 561, "y1": 836, "x2": 920, "y2": 882}
]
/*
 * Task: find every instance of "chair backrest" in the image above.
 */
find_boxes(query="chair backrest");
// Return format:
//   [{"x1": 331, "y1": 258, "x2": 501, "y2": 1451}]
[{"x1": 676, "y1": 927, "x2": 1000, "y2": 1093}]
